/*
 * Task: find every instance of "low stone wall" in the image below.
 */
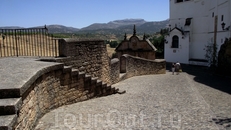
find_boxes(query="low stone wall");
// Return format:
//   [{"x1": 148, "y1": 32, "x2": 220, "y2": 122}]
[
  {"x1": 110, "y1": 58, "x2": 120, "y2": 84},
  {"x1": 14, "y1": 65, "x2": 117, "y2": 130},
  {"x1": 120, "y1": 54, "x2": 166, "y2": 80},
  {"x1": 57, "y1": 39, "x2": 166, "y2": 85},
  {"x1": 57, "y1": 39, "x2": 111, "y2": 84}
]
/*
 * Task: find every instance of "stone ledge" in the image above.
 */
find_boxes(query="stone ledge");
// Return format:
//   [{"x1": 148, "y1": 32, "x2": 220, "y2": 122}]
[
  {"x1": 0, "y1": 58, "x2": 64, "y2": 98},
  {"x1": 0, "y1": 115, "x2": 17, "y2": 130},
  {"x1": 61, "y1": 38, "x2": 104, "y2": 43},
  {"x1": 20, "y1": 63, "x2": 64, "y2": 97},
  {"x1": 0, "y1": 98, "x2": 22, "y2": 116},
  {"x1": 111, "y1": 58, "x2": 119, "y2": 64},
  {"x1": 122, "y1": 54, "x2": 165, "y2": 63}
]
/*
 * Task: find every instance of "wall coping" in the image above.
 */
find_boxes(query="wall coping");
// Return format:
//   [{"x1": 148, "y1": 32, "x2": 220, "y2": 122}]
[
  {"x1": 21, "y1": 62, "x2": 64, "y2": 96},
  {"x1": 121, "y1": 54, "x2": 165, "y2": 63},
  {"x1": 111, "y1": 58, "x2": 119, "y2": 64},
  {"x1": 0, "y1": 57, "x2": 64, "y2": 97},
  {"x1": 61, "y1": 38, "x2": 104, "y2": 43}
]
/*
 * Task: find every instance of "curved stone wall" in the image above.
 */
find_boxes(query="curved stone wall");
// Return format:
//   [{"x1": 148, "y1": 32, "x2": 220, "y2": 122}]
[
  {"x1": 110, "y1": 58, "x2": 120, "y2": 84},
  {"x1": 119, "y1": 54, "x2": 166, "y2": 80},
  {"x1": 6, "y1": 63, "x2": 116, "y2": 129}
]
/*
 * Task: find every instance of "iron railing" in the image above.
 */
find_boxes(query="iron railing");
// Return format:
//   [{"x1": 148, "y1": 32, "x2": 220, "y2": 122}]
[{"x1": 0, "y1": 26, "x2": 58, "y2": 57}]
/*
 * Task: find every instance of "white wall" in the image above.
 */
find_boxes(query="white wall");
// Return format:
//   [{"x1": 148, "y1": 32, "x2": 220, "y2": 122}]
[
  {"x1": 166, "y1": 0, "x2": 231, "y2": 65},
  {"x1": 165, "y1": 29, "x2": 189, "y2": 64}
]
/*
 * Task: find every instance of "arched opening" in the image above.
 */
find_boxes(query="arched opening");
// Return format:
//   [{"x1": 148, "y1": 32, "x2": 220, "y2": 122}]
[
  {"x1": 172, "y1": 35, "x2": 179, "y2": 48},
  {"x1": 120, "y1": 56, "x2": 126, "y2": 73}
]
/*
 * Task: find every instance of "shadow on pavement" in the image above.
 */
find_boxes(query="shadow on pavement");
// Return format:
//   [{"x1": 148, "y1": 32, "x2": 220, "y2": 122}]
[
  {"x1": 166, "y1": 63, "x2": 231, "y2": 95},
  {"x1": 212, "y1": 117, "x2": 231, "y2": 129}
]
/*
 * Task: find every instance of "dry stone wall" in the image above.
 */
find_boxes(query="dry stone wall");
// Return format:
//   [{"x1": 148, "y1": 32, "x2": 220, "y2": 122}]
[
  {"x1": 57, "y1": 39, "x2": 166, "y2": 84},
  {"x1": 14, "y1": 66, "x2": 117, "y2": 130},
  {"x1": 58, "y1": 39, "x2": 111, "y2": 84},
  {"x1": 110, "y1": 58, "x2": 120, "y2": 84},
  {"x1": 120, "y1": 54, "x2": 166, "y2": 80},
  {"x1": 1, "y1": 39, "x2": 166, "y2": 130}
]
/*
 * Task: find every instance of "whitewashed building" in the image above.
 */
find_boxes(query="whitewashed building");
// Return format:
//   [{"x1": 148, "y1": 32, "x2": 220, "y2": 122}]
[{"x1": 165, "y1": 0, "x2": 231, "y2": 65}]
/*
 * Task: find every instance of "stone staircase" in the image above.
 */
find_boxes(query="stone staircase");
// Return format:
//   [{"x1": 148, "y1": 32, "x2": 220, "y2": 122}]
[
  {"x1": 0, "y1": 98, "x2": 21, "y2": 130},
  {"x1": 0, "y1": 65, "x2": 122, "y2": 130},
  {"x1": 64, "y1": 66, "x2": 120, "y2": 97},
  {"x1": 0, "y1": 80, "x2": 22, "y2": 130}
]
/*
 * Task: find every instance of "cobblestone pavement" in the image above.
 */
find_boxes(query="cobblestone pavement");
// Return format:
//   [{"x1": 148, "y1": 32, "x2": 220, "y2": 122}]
[{"x1": 35, "y1": 70, "x2": 231, "y2": 130}]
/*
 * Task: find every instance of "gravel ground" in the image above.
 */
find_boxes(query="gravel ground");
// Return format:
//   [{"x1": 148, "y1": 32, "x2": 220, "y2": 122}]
[{"x1": 35, "y1": 68, "x2": 231, "y2": 130}]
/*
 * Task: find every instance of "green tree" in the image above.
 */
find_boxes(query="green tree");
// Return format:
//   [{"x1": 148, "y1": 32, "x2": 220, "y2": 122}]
[
  {"x1": 105, "y1": 40, "x2": 119, "y2": 48},
  {"x1": 150, "y1": 28, "x2": 168, "y2": 58}
]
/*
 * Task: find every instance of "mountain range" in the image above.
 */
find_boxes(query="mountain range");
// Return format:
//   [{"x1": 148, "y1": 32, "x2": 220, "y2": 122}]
[{"x1": 0, "y1": 19, "x2": 169, "y2": 34}]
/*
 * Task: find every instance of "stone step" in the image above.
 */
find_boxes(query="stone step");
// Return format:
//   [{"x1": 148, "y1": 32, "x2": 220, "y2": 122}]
[
  {"x1": 95, "y1": 80, "x2": 103, "y2": 96},
  {"x1": 78, "y1": 71, "x2": 85, "y2": 79},
  {"x1": 117, "y1": 90, "x2": 126, "y2": 94},
  {"x1": 111, "y1": 87, "x2": 116, "y2": 94},
  {"x1": 0, "y1": 89, "x2": 21, "y2": 99},
  {"x1": 101, "y1": 82, "x2": 107, "y2": 95},
  {"x1": 63, "y1": 66, "x2": 72, "y2": 73},
  {"x1": 91, "y1": 77, "x2": 98, "y2": 84},
  {"x1": 106, "y1": 84, "x2": 111, "y2": 90},
  {"x1": 96, "y1": 80, "x2": 102, "y2": 87},
  {"x1": 106, "y1": 85, "x2": 112, "y2": 95},
  {"x1": 84, "y1": 74, "x2": 91, "y2": 81},
  {"x1": 0, "y1": 114, "x2": 17, "y2": 130},
  {"x1": 71, "y1": 69, "x2": 79, "y2": 77},
  {"x1": 101, "y1": 82, "x2": 107, "y2": 88},
  {"x1": 0, "y1": 98, "x2": 22, "y2": 116},
  {"x1": 60, "y1": 66, "x2": 72, "y2": 86}
]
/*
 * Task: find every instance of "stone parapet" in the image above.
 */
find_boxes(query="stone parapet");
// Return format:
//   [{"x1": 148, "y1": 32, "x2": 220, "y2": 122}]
[
  {"x1": 0, "y1": 58, "x2": 118, "y2": 130},
  {"x1": 110, "y1": 58, "x2": 120, "y2": 84},
  {"x1": 57, "y1": 39, "x2": 111, "y2": 84},
  {"x1": 119, "y1": 54, "x2": 166, "y2": 80}
]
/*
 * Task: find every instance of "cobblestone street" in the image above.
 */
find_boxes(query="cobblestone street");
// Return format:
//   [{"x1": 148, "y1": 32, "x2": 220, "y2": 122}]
[{"x1": 35, "y1": 68, "x2": 231, "y2": 130}]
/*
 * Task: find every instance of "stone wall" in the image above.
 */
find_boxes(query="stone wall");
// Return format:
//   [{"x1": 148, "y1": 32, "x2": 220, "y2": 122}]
[
  {"x1": 14, "y1": 65, "x2": 117, "y2": 130},
  {"x1": 110, "y1": 58, "x2": 120, "y2": 84},
  {"x1": 57, "y1": 38, "x2": 165, "y2": 84},
  {"x1": 115, "y1": 34, "x2": 157, "y2": 60},
  {"x1": 119, "y1": 54, "x2": 166, "y2": 80},
  {"x1": 58, "y1": 39, "x2": 111, "y2": 84}
]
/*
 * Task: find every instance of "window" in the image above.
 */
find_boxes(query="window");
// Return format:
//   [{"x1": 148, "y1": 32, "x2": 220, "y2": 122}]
[
  {"x1": 185, "y1": 18, "x2": 192, "y2": 26},
  {"x1": 172, "y1": 35, "x2": 179, "y2": 48},
  {"x1": 212, "y1": 12, "x2": 214, "y2": 17},
  {"x1": 175, "y1": 0, "x2": 191, "y2": 3},
  {"x1": 221, "y1": 15, "x2": 224, "y2": 21},
  {"x1": 176, "y1": 0, "x2": 183, "y2": 3}
]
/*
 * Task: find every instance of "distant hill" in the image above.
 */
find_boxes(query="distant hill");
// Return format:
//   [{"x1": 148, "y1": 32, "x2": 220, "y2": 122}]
[
  {"x1": 80, "y1": 19, "x2": 169, "y2": 34},
  {"x1": 0, "y1": 19, "x2": 169, "y2": 35},
  {"x1": 81, "y1": 19, "x2": 146, "y2": 30},
  {"x1": 0, "y1": 25, "x2": 80, "y2": 33},
  {"x1": 46, "y1": 25, "x2": 80, "y2": 33},
  {"x1": 0, "y1": 26, "x2": 24, "y2": 29}
]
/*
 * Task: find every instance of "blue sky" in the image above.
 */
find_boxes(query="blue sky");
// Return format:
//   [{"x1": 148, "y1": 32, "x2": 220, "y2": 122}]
[{"x1": 0, "y1": 0, "x2": 169, "y2": 28}]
